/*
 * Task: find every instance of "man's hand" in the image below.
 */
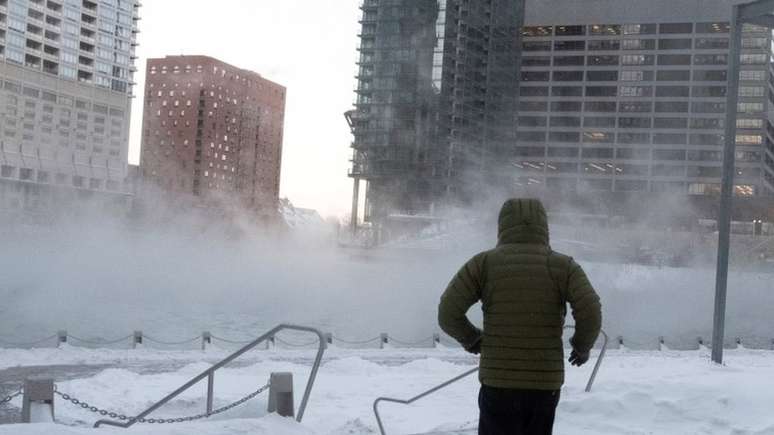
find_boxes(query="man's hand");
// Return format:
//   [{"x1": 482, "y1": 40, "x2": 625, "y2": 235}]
[
  {"x1": 465, "y1": 336, "x2": 482, "y2": 355},
  {"x1": 568, "y1": 349, "x2": 589, "y2": 367}
]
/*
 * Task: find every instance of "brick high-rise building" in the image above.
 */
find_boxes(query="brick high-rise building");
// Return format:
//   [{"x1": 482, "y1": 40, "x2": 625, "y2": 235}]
[{"x1": 140, "y1": 55, "x2": 285, "y2": 215}]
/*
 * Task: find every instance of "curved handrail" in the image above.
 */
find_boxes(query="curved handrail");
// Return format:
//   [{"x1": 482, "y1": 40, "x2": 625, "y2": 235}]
[
  {"x1": 373, "y1": 326, "x2": 609, "y2": 435},
  {"x1": 94, "y1": 324, "x2": 326, "y2": 428}
]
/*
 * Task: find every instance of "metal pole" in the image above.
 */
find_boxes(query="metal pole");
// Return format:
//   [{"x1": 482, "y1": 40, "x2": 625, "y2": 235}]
[
  {"x1": 712, "y1": 4, "x2": 742, "y2": 365},
  {"x1": 351, "y1": 178, "x2": 360, "y2": 236}
]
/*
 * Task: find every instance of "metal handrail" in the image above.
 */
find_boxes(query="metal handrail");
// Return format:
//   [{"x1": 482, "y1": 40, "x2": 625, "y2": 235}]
[
  {"x1": 94, "y1": 324, "x2": 326, "y2": 428},
  {"x1": 373, "y1": 326, "x2": 609, "y2": 435}
]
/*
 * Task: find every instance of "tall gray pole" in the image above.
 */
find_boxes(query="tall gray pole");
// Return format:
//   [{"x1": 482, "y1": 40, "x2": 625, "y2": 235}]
[{"x1": 712, "y1": 4, "x2": 742, "y2": 365}]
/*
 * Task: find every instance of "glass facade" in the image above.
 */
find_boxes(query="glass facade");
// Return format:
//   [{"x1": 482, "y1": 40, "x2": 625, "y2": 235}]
[{"x1": 517, "y1": 21, "x2": 773, "y2": 196}]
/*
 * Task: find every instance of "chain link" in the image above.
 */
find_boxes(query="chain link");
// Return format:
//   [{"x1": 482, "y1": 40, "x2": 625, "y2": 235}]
[
  {"x1": 55, "y1": 383, "x2": 270, "y2": 424},
  {"x1": 0, "y1": 389, "x2": 23, "y2": 406}
]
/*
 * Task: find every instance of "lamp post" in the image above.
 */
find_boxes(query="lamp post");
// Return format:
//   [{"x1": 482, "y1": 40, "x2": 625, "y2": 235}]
[{"x1": 712, "y1": 0, "x2": 774, "y2": 364}]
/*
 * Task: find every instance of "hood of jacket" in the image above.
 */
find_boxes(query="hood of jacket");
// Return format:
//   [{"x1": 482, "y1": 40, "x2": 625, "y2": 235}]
[{"x1": 497, "y1": 198, "x2": 549, "y2": 246}]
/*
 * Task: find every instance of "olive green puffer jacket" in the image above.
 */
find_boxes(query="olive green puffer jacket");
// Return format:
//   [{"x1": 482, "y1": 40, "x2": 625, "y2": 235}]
[{"x1": 438, "y1": 198, "x2": 602, "y2": 390}]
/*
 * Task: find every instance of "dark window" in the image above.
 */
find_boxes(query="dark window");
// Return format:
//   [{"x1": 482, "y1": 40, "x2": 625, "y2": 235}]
[
  {"x1": 588, "y1": 40, "x2": 620, "y2": 51},
  {"x1": 554, "y1": 56, "x2": 585, "y2": 66},
  {"x1": 582, "y1": 147, "x2": 614, "y2": 158},
  {"x1": 521, "y1": 71, "x2": 550, "y2": 81},
  {"x1": 690, "y1": 118, "x2": 724, "y2": 129},
  {"x1": 518, "y1": 116, "x2": 547, "y2": 127},
  {"x1": 587, "y1": 55, "x2": 619, "y2": 66},
  {"x1": 515, "y1": 147, "x2": 546, "y2": 157},
  {"x1": 693, "y1": 70, "x2": 727, "y2": 81},
  {"x1": 688, "y1": 166, "x2": 722, "y2": 177},
  {"x1": 694, "y1": 54, "x2": 727, "y2": 65},
  {"x1": 520, "y1": 86, "x2": 549, "y2": 97},
  {"x1": 688, "y1": 150, "x2": 722, "y2": 161},
  {"x1": 692, "y1": 86, "x2": 726, "y2": 98},
  {"x1": 587, "y1": 71, "x2": 618, "y2": 81},
  {"x1": 654, "y1": 117, "x2": 688, "y2": 129},
  {"x1": 518, "y1": 131, "x2": 546, "y2": 142},
  {"x1": 619, "y1": 117, "x2": 652, "y2": 128},
  {"x1": 658, "y1": 39, "x2": 692, "y2": 50},
  {"x1": 659, "y1": 23, "x2": 693, "y2": 34},
  {"x1": 695, "y1": 38, "x2": 729, "y2": 49},
  {"x1": 547, "y1": 147, "x2": 578, "y2": 157},
  {"x1": 652, "y1": 165, "x2": 685, "y2": 176},
  {"x1": 618, "y1": 133, "x2": 651, "y2": 144},
  {"x1": 656, "y1": 86, "x2": 690, "y2": 97},
  {"x1": 584, "y1": 101, "x2": 617, "y2": 112},
  {"x1": 691, "y1": 102, "x2": 725, "y2": 113},
  {"x1": 550, "y1": 116, "x2": 581, "y2": 127},
  {"x1": 522, "y1": 26, "x2": 554, "y2": 37},
  {"x1": 654, "y1": 133, "x2": 687, "y2": 144},
  {"x1": 550, "y1": 101, "x2": 583, "y2": 112},
  {"x1": 586, "y1": 86, "x2": 618, "y2": 97},
  {"x1": 654, "y1": 149, "x2": 687, "y2": 161},
  {"x1": 553, "y1": 71, "x2": 584, "y2": 81},
  {"x1": 523, "y1": 41, "x2": 553, "y2": 51},
  {"x1": 522, "y1": 56, "x2": 551, "y2": 66},
  {"x1": 619, "y1": 102, "x2": 653, "y2": 113},
  {"x1": 658, "y1": 54, "x2": 692, "y2": 65},
  {"x1": 555, "y1": 25, "x2": 585, "y2": 36},
  {"x1": 617, "y1": 147, "x2": 651, "y2": 159},
  {"x1": 555, "y1": 40, "x2": 586, "y2": 51},
  {"x1": 690, "y1": 133, "x2": 724, "y2": 145},
  {"x1": 519, "y1": 101, "x2": 548, "y2": 111},
  {"x1": 657, "y1": 70, "x2": 690, "y2": 81},
  {"x1": 655, "y1": 101, "x2": 689, "y2": 112},
  {"x1": 549, "y1": 131, "x2": 581, "y2": 142},
  {"x1": 552, "y1": 86, "x2": 583, "y2": 97},
  {"x1": 584, "y1": 117, "x2": 616, "y2": 127}
]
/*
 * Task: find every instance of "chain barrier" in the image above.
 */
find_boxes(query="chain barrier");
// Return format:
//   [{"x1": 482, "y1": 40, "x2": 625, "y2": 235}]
[
  {"x1": 387, "y1": 336, "x2": 435, "y2": 346},
  {"x1": 209, "y1": 335, "x2": 254, "y2": 345},
  {"x1": 275, "y1": 337, "x2": 318, "y2": 347},
  {"x1": 0, "y1": 388, "x2": 23, "y2": 406},
  {"x1": 0, "y1": 334, "x2": 58, "y2": 347},
  {"x1": 143, "y1": 336, "x2": 200, "y2": 346},
  {"x1": 67, "y1": 335, "x2": 133, "y2": 346},
  {"x1": 332, "y1": 336, "x2": 382, "y2": 345},
  {"x1": 54, "y1": 383, "x2": 270, "y2": 424}
]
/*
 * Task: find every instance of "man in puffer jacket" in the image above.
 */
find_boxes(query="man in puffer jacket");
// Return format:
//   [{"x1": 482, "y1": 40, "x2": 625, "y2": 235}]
[{"x1": 438, "y1": 198, "x2": 602, "y2": 435}]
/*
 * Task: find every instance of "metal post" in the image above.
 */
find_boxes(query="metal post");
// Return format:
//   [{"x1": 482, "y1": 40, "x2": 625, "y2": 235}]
[
  {"x1": 206, "y1": 372, "x2": 214, "y2": 415},
  {"x1": 713, "y1": 3, "x2": 742, "y2": 365},
  {"x1": 202, "y1": 332, "x2": 211, "y2": 351},
  {"x1": 380, "y1": 333, "x2": 388, "y2": 349},
  {"x1": 133, "y1": 331, "x2": 143, "y2": 349},
  {"x1": 268, "y1": 372, "x2": 294, "y2": 418},
  {"x1": 21, "y1": 378, "x2": 54, "y2": 423},
  {"x1": 57, "y1": 330, "x2": 67, "y2": 348}
]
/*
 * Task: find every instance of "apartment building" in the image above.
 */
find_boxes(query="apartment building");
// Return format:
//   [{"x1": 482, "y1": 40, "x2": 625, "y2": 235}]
[
  {"x1": 0, "y1": 0, "x2": 139, "y2": 194},
  {"x1": 140, "y1": 55, "x2": 286, "y2": 215}
]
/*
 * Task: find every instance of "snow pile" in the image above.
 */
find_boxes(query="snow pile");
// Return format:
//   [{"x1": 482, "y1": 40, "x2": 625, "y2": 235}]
[{"x1": 2, "y1": 348, "x2": 774, "y2": 434}]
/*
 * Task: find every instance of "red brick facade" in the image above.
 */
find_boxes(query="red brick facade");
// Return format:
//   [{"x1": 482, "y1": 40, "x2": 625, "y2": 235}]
[{"x1": 140, "y1": 55, "x2": 285, "y2": 215}]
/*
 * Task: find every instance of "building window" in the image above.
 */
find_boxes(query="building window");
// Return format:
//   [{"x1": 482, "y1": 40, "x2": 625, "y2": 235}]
[
  {"x1": 659, "y1": 23, "x2": 693, "y2": 34},
  {"x1": 554, "y1": 40, "x2": 586, "y2": 51},
  {"x1": 622, "y1": 24, "x2": 657, "y2": 35},
  {"x1": 555, "y1": 25, "x2": 585, "y2": 36}
]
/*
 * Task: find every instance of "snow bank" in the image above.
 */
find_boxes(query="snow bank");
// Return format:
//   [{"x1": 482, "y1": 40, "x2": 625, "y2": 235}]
[{"x1": 2, "y1": 348, "x2": 774, "y2": 434}]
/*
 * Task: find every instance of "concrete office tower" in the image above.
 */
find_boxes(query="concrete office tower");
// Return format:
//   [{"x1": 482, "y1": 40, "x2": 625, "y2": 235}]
[
  {"x1": 140, "y1": 56, "x2": 286, "y2": 217},
  {"x1": 0, "y1": 0, "x2": 139, "y2": 193},
  {"x1": 517, "y1": 0, "x2": 774, "y2": 197},
  {"x1": 349, "y1": 0, "x2": 524, "y2": 224}
]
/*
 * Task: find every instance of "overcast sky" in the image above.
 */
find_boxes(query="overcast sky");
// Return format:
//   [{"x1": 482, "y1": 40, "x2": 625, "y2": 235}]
[{"x1": 130, "y1": 0, "x2": 361, "y2": 218}]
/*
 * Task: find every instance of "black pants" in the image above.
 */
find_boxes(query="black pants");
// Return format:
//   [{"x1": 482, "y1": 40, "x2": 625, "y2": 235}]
[{"x1": 478, "y1": 385, "x2": 560, "y2": 435}]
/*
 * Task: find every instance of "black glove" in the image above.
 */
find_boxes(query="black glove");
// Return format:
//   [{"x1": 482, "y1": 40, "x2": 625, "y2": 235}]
[
  {"x1": 568, "y1": 349, "x2": 589, "y2": 367},
  {"x1": 465, "y1": 336, "x2": 482, "y2": 355}
]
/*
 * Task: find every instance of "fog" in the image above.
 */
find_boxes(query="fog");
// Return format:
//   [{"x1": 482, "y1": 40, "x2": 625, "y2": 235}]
[{"x1": 0, "y1": 194, "x2": 772, "y2": 350}]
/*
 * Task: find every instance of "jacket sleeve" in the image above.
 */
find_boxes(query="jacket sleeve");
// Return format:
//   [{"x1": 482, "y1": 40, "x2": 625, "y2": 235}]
[
  {"x1": 565, "y1": 259, "x2": 602, "y2": 354},
  {"x1": 438, "y1": 253, "x2": 485, "y2": 350}
]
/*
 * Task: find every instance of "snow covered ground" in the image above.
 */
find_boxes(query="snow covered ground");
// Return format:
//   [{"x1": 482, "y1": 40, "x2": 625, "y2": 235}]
[{"x1": 1, "y1": 346, "x2": 774, "y2": 434}]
